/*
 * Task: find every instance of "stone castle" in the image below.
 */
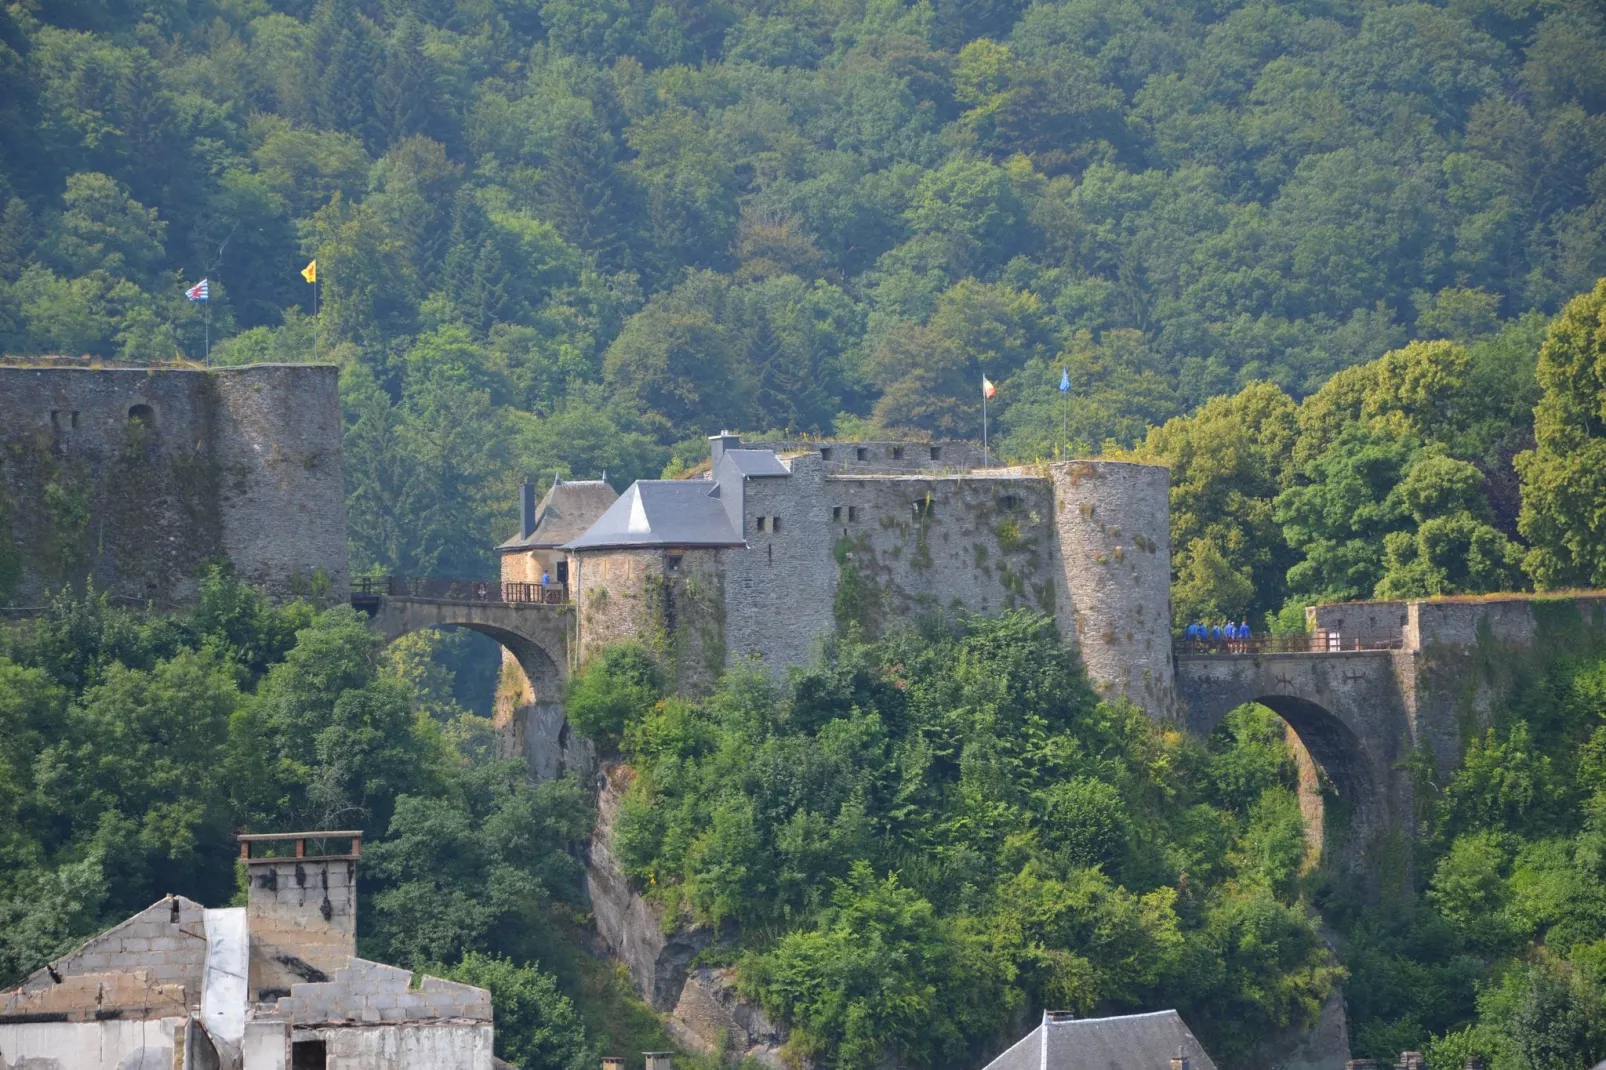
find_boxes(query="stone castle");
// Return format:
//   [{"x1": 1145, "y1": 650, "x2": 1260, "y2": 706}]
[
  {"x1": 0, "y1": 360, "x2": 349, "y2": 607},
  {"x1": 500, "y1": 432, "x2": 1177, "y2": 715}
]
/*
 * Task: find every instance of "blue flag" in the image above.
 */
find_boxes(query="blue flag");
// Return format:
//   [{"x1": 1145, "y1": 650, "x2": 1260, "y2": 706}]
[{"x1": 1058, "y1": 367, "x2": 1070, "y2": 392}]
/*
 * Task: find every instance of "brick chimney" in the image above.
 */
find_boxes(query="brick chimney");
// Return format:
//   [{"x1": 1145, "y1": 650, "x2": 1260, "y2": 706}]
[
  {"x1": 1345, "y1": 1061, "x2": 1378, "y2": 1069},
  {"x1": 1396, "y1": 1054, "x2": 1426, "y2": 1070},
  {"x1": 602, "y1": 1059, "x2": 624, "y2": 1070},
  {"x1": 644, "y1": 1053, "x2": 673, "y2": 1070},
  {"x1": 1170, "y1": 1049, "x2": 1189, "y2": 1070},
  {"x1": 238, "y1": 831, "x2": 361, "y2": 997}
]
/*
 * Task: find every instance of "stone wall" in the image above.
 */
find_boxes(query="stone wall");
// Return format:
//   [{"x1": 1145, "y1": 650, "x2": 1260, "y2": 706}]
[
  {"x1": 575, "y1": 547, "x2": 727, "y2": 693},
  {"x1": 1046, "y1": 461, "x2": 1175, "y2": 717},
  {"x1": 0, "y1": 362, "x2": 347, "y2": 606},
  {"x1": 748, "y1": 439, "x2": 988, "y2": 474}
]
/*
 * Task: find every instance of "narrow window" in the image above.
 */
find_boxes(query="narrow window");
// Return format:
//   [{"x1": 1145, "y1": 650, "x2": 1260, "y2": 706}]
[
  {"x1": 665, "y1": 555, "x2": 682, "y2": 574},
  {"x1": 832, "y1": 506, "x2": 842, "y2": 521},
  {"x1": 999, "y1": 494, "x2": 1019, "y2": 511},
  {"x1": 855, "y1": 447, "x2": 868, "y2": 461},
  {"x1": 556, "y1": 561, "x2": 569, "y2": 584},
  {"x1": 820, "y1": 447, "x2": 834, "y2": 461},
  {"x1": 891, "y1": 446, "x2": 904, "y2": 460},
  {"x1": 755, "y1": 516, "x2": 766, "y2": 532},
  {"x1": 913, "y1": 499, "x2": 935, "y2": 520},
  {"x1": 128, "y1": 403, "x2": 155, "y2": 425},
  {"x1": 50, "y1": 410, "x2": 80, "y2": 431},
  {"x1": 929, "y1": 446, "x2": 942, "y2": 461},
  {"x1": 772, "y1": 516, "x2": 782, "y2": 533},
  {"x1": 848, "y1": 506, "x2": 859, "y2": 521},
  {"x1": 292, "y1": 1040, "x2": 327, "y2": 1070}
]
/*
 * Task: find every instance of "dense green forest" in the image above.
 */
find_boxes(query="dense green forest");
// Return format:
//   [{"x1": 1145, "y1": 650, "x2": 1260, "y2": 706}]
[
  {"x1": 2, "y1": 0, "x2": 1605, "y2": 588},
  {"x1": 8, "y1": 0, "x2": 1606, "y2": 1067}
]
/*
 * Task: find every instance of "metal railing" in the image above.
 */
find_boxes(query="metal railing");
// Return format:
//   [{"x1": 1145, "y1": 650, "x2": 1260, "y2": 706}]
[
  {"x1": 1175, "y1": 634, "x2": 1405, "y2": 656},
  {"x1": 354, "y1": 576, "x2": 569, "y2": 605}
]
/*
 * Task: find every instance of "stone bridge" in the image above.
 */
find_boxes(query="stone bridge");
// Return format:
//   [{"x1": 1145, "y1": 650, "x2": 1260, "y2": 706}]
[
  {"x1": 1175, "y1": 649, "x2": 1413, "y2": 872},
  {"x1": 360, "y1": 593, "x2": 584, "y2": 780}
]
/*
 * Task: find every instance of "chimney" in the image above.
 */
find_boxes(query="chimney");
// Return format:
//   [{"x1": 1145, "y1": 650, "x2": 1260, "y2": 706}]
[
  {"x1": 709, "y1": 431, "x2": 740, "y2": 467},
  {"x1": 1396, "y1": 1055, "x2": 1426, "y2": 1070},
  {"x1": 238, "y1": 831, "x2": 361, "y2": 993},
  {"x1": 1170, "y1": 1049, "x2": 1190, "y2": 1070},
  {"x1": 521, "y1": 481, "x2": 537, "y2": 538},
  {"x1": 1345, "y1": 1062, "x2": 1378, "y2": 1069},
  {"x1": 1463, "y1": 1059, "x2": 1483, "y2": 1070},
  {"x1": 644, "y1": 1053, "x2": 673, "y2": 1070},
  {"x1": 603, "y1": 1059, "x2": 624, "y2": 1070}
]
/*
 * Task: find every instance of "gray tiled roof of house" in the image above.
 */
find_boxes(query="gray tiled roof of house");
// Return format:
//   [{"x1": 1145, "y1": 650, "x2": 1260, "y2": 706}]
[
  {"x1": 981, "y1": 1010, "x2": 1217, "y2": 1070},
  {"x1": 499, "y1": 480, "x2": 619, "y2": 551},
  {"x1": 720, "y1": 449, "x2": 791, "y2": 478},
  {"x1": 565, "y1": 480, "x2": 746, "y2": 550}
]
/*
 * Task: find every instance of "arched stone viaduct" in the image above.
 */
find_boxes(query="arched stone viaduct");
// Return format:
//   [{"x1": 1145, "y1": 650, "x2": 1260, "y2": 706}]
[
  {"x1": 362, "y1": 588, "x2": 1606, "y2": 877},
  {"x1": 364, "y1": 595, "x2": 585, "y2": 781}
]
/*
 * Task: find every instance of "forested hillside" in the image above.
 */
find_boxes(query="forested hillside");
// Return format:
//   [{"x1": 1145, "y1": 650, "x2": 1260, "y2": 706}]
[{"x1": 2, "y1": 0, "x2": 1604, "y2": 583}]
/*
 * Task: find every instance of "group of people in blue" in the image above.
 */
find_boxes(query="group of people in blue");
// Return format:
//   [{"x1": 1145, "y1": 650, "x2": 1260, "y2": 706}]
[{"x1": 1183, "y1": 620, "x2": 1253, "y2": 646}]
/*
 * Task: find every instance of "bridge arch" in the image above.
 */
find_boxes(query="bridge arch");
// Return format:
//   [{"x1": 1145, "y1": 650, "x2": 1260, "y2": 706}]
[
  {"x1": 1177, "y1": 651, "x2": 1413, "y2": 874},
  {"x1": 362, "y1": 597, "x2": 583, "y2": 782}
]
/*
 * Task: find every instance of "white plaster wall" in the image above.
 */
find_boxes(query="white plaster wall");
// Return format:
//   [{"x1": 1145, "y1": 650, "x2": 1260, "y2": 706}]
[
  {"x1": 243, "y1": 1020, "x2": 289, "y2": 1070},
  {"x1": 0, "y1": 1016, "x2": 185, "y2": 1069}
]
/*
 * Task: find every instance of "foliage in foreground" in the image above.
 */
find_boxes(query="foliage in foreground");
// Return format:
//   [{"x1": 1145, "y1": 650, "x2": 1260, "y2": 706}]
[
  {"x1": 581, "y1": 615, "x2": 1334, "y2": 1067},
  {"x1": 0, "y1": 573, "x2": 594, "y2": 1068}
]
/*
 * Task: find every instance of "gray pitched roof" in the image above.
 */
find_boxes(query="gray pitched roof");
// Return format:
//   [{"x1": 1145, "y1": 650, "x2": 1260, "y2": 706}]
[
  {"x1": 565, "y1": 480, "x2": 746, "y2": 551},
  {"x1": 500, "y1": 480, "x2": 619, "y2": 551},
  {"x1": 980, "y1": 1011, "x2": 1217, "y2": 1070},
  {"x1": 720, "y1": 449, "x2": 790, "y2": 478}
]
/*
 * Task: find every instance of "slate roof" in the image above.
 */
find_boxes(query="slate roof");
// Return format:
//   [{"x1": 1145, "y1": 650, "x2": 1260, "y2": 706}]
[
  {"x1": 499, "y1": 480, "x2": 618, "y2": 551},
  {"x1": 564, "y1": 481, "x2": 746, "y2": 551},
  {"x1": 980, "y1": 1010, "x2": 1217, "y2": 1070},
  {"x1": 720, "y1": 449, "x2": 791, "y2": 478}
]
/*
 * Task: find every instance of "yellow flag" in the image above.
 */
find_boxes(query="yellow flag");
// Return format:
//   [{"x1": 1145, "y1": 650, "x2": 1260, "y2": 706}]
[{"x1": 301, "y1": 260, "x2": 317, "y2": 284}]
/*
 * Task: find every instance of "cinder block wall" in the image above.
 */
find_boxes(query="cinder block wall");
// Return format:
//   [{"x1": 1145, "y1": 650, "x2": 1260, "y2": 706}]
[{"x1": 246, "y1": 858, "x2": 357, "y2": 998}]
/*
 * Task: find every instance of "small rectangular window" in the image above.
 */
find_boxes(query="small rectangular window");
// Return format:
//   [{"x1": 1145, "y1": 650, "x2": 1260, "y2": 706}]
[
  {"x1": 755, "y1": 517, "x2": 766, "y2": 532},
  {"x1": 913, "y1": 499, "x2": 935, "y2": 520},
  {"x1": 832, "y1": 506, "x2": 842, "y2": 521},
  {"x1": 556, "y1": 561, "x2": 569, "y2": 583},
  {"x1": 929, "y1": 446, "x2": 942, "y2": 461},
  {"x1": 891, "y1": 446, "x2": 904, "y2": 460},
  {"x1": 855, "y1": 447, "x2": 868, "y2": 461},
  {"x1": 999, "y1": 494, "x2": 1019, "y2": 511},
  {"x1": 820, "y1": 447, "x2": 834, "y2": 461},
  {"x1": 665, "y1": 555, "x2": 682, "y2": 573},
  {"x1": 772, "y1": 516, "x2": 781, "y2": 532},
  {"x1": 50, "y1": 410, "x2": 79, "y2": 431},
  {"x1": 848, "y1": 506, "x2": 859, "y2": 521}
]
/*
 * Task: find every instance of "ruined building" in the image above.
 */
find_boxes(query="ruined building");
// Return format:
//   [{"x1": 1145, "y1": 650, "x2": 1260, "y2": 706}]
[
  {"x1": 0, "y1": 833, "x2": 495, "y2": 1070},
  {"x1": 0, "y1": 360, "x2": 350, "y2": 606}
]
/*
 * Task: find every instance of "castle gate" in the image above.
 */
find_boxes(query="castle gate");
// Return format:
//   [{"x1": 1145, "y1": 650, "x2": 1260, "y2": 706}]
[
  {"x1": 1175, "y1": 649, "x2": 1414, "y2": 875},
  {"x1": 356, "y1": 580, "x2": 579, "y2": 781}
]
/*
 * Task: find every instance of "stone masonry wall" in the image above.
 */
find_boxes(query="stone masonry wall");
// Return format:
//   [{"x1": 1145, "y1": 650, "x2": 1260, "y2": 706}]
[
  {"x1": 575, "y1": 547, "x2": 727, "y2": 692},
  {"x1": 0, "y1": 363, "x2": 347, "y2": 606},
  {"x1": 1046, "y1": 461, "x2": 1176, "y2": 717}
]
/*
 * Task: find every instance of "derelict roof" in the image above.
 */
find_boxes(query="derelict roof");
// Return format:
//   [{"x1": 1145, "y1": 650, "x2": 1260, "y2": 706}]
[
  {"x1": 499, "y1": 479, "x2": 618, "y2": 551},
  {"x1": 564, "y1": 480, "x2": 746, "y2": 551},
  {"x1": 980, "y1": 1010, "x2": 1217, "y2": 1070},
  {"x1": 721, "y1": 449, "x2": 791, "y2": 478}
]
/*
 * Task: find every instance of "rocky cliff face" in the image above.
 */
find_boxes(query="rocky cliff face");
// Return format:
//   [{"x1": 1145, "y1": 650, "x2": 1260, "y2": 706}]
[{"x1": 583, "y1": 763, "x2": 787, "y2": 1065}]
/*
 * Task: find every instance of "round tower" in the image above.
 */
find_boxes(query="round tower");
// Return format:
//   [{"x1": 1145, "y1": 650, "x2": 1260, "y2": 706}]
[{"x1": 1048, "y1": 460, "x2": 1176, "y2": 719}]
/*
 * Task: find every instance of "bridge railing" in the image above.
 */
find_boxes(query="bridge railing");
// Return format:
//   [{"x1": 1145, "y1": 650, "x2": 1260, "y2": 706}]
[
  {"x1": 1175, "y1": 634, "x2": 1405, "y2": 656},
  {"x1": 354, "y1": 576, "x2": 570, "y2": 605}
]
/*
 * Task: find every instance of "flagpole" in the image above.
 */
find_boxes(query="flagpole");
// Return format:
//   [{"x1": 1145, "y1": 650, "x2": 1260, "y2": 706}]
[
  {"x1": 204, "y1": 298, "x2": 210, "y2": 365},
  {"x1": 983, "y1": 391, "x2": 989, "y2": 469}
]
